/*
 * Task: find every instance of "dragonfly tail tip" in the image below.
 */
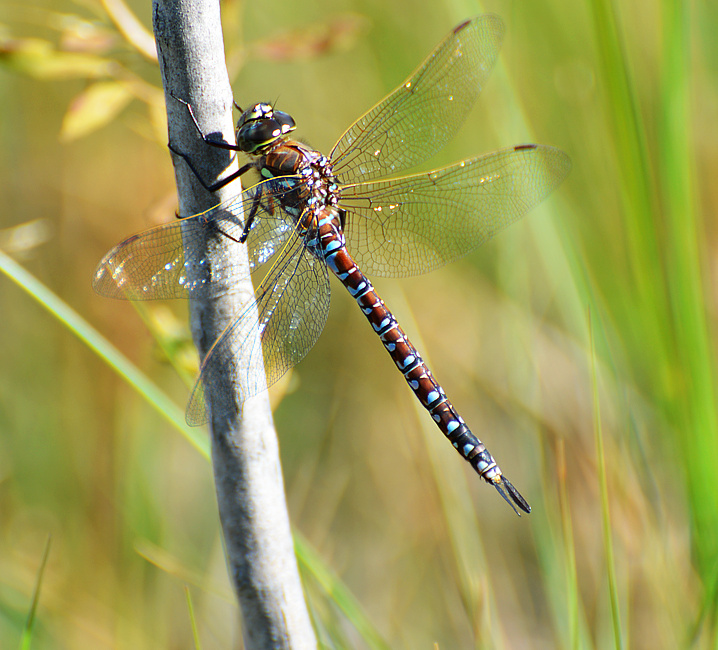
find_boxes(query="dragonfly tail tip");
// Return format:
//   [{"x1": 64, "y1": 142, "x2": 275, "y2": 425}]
[{"x1": 492, "y1": 476, "x2": 531, "y2": 516}]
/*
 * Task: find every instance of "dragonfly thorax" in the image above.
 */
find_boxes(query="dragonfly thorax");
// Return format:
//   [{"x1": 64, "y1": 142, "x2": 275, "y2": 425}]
[
  {"x1": 235, "y1": 102, "x2": 296, "y2": 154},
  {"x1": 259, "y1": 140, "x2": 342, "y2": 225},
  {"x1": 300, "y1": 153, "x2": 340, "y2": 209}
]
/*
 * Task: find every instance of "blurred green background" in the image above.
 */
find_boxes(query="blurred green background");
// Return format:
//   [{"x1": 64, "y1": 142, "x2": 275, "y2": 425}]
[{"x1": 1, "y1": 0, "x2": 716, "y2": 647}]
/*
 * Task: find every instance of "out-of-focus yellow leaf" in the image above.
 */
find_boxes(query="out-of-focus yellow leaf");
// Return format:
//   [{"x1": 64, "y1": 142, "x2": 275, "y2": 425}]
[
  {"x1": 250, "y1": 13, "x2": 369, "y2": 62},
  {"x1": 101, "y1": 0, "x2": 157, "y2": 62},
  {"x1": 0, "y1": 219, "x2": 53, "y2": 259},
  {"x1": 57, "y1": 15, "x2": 117, "y2": 54},
  {"x1": 60, "y1": 80, "x2": 133, "y2": 141},
  {"x1": 0, "y1": 37, "x2": 113, "y2": 79}
]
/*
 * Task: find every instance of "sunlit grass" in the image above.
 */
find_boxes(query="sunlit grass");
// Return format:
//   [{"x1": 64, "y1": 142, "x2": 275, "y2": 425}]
[{"x1": 0, "y1": 0, "x2": 716, "y2": 647}]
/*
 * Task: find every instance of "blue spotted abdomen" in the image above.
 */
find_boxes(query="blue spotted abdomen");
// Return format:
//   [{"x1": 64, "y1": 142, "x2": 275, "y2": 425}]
[{"x1": 318, "y1": 216, "x2": 520, "y2": 494}]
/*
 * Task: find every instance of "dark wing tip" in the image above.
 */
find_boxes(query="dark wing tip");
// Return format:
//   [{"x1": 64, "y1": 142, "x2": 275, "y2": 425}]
[
  {"x1": 453, "y1": 14, "x2": 505, "y2": 37},
  {"x1": 453, "y1": 19, "x2": 472, "y2": 34}
]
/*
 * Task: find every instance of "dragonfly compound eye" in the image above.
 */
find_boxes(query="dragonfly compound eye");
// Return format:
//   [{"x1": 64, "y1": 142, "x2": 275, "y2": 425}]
[
  {"x1": 237, "y1": 118, "x2": 285, "y2": 153},
  {"x1": 235, "y1": 106, "x2": 297, "y2": 153},
  {"x1": 271, "y1": 110, "x2": 296, "y2": 136}
]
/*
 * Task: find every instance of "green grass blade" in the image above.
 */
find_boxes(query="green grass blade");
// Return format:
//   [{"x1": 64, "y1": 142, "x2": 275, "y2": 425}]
[
  {"x1": 184, "y1": 586, "x2": 202, "y2": 650},
  {"x1": 294, "y1": 531, "x2": 391, "y2": 650},
  {"x1": 18, "y1": 535, "x2": 51, "y2": 650},
  {"x1": 589, "y1": 0, "x2": 667, "y2": 332},
  {"x1": 658, "y1": 0, "x2": 718, "y2": 572},
  {"x1": 590, "y1": 312, "x2": 624, "y2": 649},
  {"x1": 0, "y1": 247, "x2": 392, "y2": 647},
  {"x1": 0, "y1": 247, "x2": 209, "y2": 459},
  {"x1": 557, "y1": 442, "x2": 581, "y2": 650}
]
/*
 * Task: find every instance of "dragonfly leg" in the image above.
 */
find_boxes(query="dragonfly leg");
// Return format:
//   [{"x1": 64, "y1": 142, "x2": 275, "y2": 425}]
[
  {"x1": 171, "y1": 94, "x2": 243, "y2": 153},
  {"x1": 238, "y1": 189, "x2": 263, "y2": 243},
  {"x1": 224, "y1": 177, "x2": 278, "y2": 243},
  {"x1": 168, "y1": 142, "x2": 256, "y2": 193},
  {"x1": 238, "y1": 176, "x2": 301, "y2": 243},
  {"x1": 169, "y1": 94, "x2": 258, "y2": 192}
]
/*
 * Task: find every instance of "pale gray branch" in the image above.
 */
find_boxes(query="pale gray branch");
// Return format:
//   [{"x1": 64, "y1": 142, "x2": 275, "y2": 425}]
[{"x1": 151, "y1": 1, "x2": 316, "y2": 647}]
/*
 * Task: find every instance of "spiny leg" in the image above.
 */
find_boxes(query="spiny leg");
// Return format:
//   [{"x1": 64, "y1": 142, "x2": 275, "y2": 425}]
[{"x1": 168, "y1": 95, "x2": 256, "y2": 193}]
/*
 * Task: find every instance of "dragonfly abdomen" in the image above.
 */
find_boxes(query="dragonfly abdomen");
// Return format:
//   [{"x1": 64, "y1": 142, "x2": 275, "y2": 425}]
[
  {"x1": 376, "y1": 314, "x2": 501, "y2": 477},
  {"x1": 321, "y1": 220, "x2": 530, "y2": 513}
]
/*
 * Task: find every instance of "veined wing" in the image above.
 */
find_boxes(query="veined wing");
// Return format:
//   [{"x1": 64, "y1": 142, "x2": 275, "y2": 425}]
[
  {"x1": 92, "y1": 178, "x2": 299, "y2": 300},
  {"x1": 330, "y1": 15, "x2": 504, "y2": 183},
  {"x1": 186, "y1": 226, "x2": 331, "y2": 425},
  {"x1": 339, "y1": 144, "x2": 571, "y2": 277}
]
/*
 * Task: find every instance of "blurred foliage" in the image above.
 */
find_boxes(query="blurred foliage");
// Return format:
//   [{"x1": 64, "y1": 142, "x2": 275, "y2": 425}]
[{"x1": 0, "y1": 0, "x2": 717, "y2": 648}]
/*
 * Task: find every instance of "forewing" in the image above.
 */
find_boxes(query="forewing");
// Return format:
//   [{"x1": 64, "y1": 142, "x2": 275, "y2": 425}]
[
  {"x1": 92, "y1": 181, "x2": 296, "y2": 300},
  {"x1": 340, "y1": 145, "x2": 571, "y2": 277},
  {"x1": 186, "y1": 230, "x2": 331, "y2": 425},
  {"x1": 330, "y1": 15, "x2": 504, "y2": 183}
]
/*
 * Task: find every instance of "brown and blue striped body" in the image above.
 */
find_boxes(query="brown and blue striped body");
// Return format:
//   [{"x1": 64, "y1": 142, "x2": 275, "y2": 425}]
[
  {"x1": 247, "y1": 133, "x2": 531, "y2": 512},
  {"x1": 308, "y1": 204, "x2": 528, "y2": 510},
  {"x1": 93, "y1": 18, "x2": 575, "y2": 515}
]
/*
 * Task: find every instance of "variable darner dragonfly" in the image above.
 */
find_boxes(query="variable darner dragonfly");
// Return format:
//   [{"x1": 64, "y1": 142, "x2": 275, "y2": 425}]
[{"x1": 94, "y1": 15, "x2": 570, "y2": 514}]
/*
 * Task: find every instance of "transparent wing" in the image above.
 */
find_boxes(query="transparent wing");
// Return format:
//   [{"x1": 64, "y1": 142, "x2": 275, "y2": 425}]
[
  {"x1": 339, "y1": 145, "x2": 571, "y2": 277},
  {"x1": 186, "y1": 230, "x2": 331, "y2": 425},
  {"x1": 330, "y1": 15, "x2": 504, "y2": 183},
  {"x1": 92, "y1": 179, "x2": 298, "y2": 300}
]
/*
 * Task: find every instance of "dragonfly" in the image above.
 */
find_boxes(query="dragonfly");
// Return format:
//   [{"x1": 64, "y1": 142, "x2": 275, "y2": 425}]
[{"x1": 94, "y1": 15, "x2": 570, "y2": 514}]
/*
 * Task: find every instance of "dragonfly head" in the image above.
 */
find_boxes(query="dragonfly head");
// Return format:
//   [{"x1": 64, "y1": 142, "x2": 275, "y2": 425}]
[{"x1": 235, "y1": 102, "x2": 296, "y2": 154}]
